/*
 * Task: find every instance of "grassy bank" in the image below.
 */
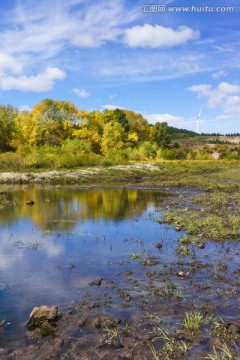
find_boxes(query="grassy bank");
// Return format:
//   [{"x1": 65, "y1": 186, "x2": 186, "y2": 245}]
[{"x1": 0, "y1": 161, "x2": 239, "y2": 191}]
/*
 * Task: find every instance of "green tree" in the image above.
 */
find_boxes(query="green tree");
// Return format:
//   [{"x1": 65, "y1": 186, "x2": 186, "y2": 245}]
[
  {"x1": 0, "y1": 105, "x2": 18, "y2": 152},
  {"x1": 150, "y1": 122, "x2": 170, "y2": 148},
  {"x1": 123, "y1": 110, "x2": 149, "y2": 142}
]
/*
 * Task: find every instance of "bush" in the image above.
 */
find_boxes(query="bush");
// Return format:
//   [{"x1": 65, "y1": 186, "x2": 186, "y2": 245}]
[
  {"x1": 219, "y1": 151, "x2": 240, "y2": 160},
  {"x1": 195, "y1": 150, "x2": 212, "y2": 160},
  {"x1": 158, "y1": 148, "x2": 175, "y2": 160},
  {"x1": 100, "y1": 149, "x2": 129, "y2": 166},
  {"x1": 55, "y1": 152, "x2": 100, "y2": 168},
  {"x1": 0, "y1": 152, "x2": 23, "y2": 170},
  {"x1": 128, "y1": 149, "x2": 144, "y2": 161},
  {"x1": 139, "y1": 141, "x2": 157, "y2": 159},
  {"x1": 61, "y1": 138, "x2": 92, "y2": 154}
]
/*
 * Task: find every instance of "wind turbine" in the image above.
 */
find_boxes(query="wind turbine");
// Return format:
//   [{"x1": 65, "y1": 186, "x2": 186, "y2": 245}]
[{"x1": 189, "y1": 105, "x2": 203, "y2": 134}]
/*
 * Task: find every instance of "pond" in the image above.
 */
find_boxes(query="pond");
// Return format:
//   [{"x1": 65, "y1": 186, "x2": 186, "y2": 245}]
[{"x1": 0, "y1": 187, "x2": 239, "y2": 358}]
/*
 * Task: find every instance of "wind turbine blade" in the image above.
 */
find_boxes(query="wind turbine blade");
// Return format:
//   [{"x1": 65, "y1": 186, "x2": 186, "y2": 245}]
[{"x1": 198, "y1": 105, "x2": 203, "y2": 118}]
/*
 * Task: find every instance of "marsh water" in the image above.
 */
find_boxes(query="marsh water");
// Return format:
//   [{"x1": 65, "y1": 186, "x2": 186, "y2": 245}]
[{"x1": 0, "y1": 187, "x2": 239, "y2": 357}]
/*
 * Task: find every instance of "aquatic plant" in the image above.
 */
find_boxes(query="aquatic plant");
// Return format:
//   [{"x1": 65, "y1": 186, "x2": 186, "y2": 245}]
[
  {"x1": 128, "y1": 252, "x2": 142, "y2": 260},
  {"x1": 184, "y1": 311, "x2": 204, "y2": 331},
  {"x1": 206, "y1": 342, "x2": 239, "y2": 359}
]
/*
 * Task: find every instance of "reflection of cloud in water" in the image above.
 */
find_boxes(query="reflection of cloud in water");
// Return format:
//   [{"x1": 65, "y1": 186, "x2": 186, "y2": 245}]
[
  {"x1": 0, "y1": 228, "x2": 65, "y2": 274},
  {"x1": 72, "y1": 278, "x2": 93, "y2": 289},
  {"x1": 44, "y1": 241, "x2": 65, "y2": 257}
]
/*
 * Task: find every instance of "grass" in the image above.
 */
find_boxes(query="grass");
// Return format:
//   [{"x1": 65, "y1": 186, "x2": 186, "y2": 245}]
[
  {"x1": 150, "y1": 327, "x2": 191, "y2": 359},
  {"x1": 128, "y1": 252, "x2": 142, "y2": 260},
  {"x1": 0, "y1": 160, "x2": 239, "y2": 189},
  {"x1": 206, "y1": 342, "x2": 239, "y2": 359},
  {"x1": 0, "y1": 316, "x2": 6, "y2": 327},
  {"x1": 183, "y1": 311, "x2": 205, "y2": 332},
  {"x1": 161, "y1": 206, "x2": 240, "y2": 241}
]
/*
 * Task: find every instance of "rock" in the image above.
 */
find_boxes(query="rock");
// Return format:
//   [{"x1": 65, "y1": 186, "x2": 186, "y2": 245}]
[
  {"x1": 117, "y1": 289, "x2": 132, "y2": 301},
  {"x1": 92, "y1": 316, "x2": 120, "y2": 329},
  {"x1": 177, "y1": 270, "x2": 190, "y2": 278},
  {"x1": 154, "y1": 242, "x2": 162, "y2": 249},
  {"x1": 88, "y1": 278, "x2": 103, "y2": 286},
  {"x1": 26, "y1": 305, "x2": 58, "y2": 329},
  {"x1": 175, "y1": 224, "x2": 184, "y2": 231},
  {"x1": 26, "y1": 200, "x2": 35, "y2": 206},
  {"x1": 197, "y1": 243, "x2": 205, "y2": 249},
  {"x1": 142, "y1": 257, "x2": 160, "y2": 267}
]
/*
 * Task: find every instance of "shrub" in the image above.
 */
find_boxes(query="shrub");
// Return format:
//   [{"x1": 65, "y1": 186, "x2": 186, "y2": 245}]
[
  {"x1": 139, "y1": 141, "x2": 157, "y2": 159},
  {"x1": 0, "y1": 152, "x2": 23, "y2": 170}
]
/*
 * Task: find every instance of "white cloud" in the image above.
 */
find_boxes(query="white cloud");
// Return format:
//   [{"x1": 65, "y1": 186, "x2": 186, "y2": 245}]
[
  {"x1": 0, "y1": 53, "x2": 23, "y2": 75},
  {"x1": 216, "y1": 114, "x2": 233, "y2": 121},
  {"x1": 73, "y1": 88, "x2": 90, "y2": 98},
  {"x1": 124, "y1": 24, "x2": 200, "y2": 48},
  {"x1": 0, "y1": 0, "x2": 140, "y2": 91},
  {"x1": 145, "y1": 113, "x2": 185, "y2": 126},
  {"x1": 0, "y1": 0, "x2": 138, "y2": 56},
  {"x1": 19, "y1": 105, "x2": 32, "y2": 112},
  {"x1": 189, "y1": 81, "x2": 240, "y2": 118},
  {"x1": 212, "y1": 70, "x2": 227, "y2": 79},
  {"x1": 102, "y1": 104, "x2": 123, "y2": 110},
  {"x1": 0, "y1": 67, "x2": 65, "y2": 92},
  {"x1": 188, "y1": 84, "x2": 212, "y2": 96},
  {"x1": 218, "y1": 82, "x2": 240, "y2": 94}
]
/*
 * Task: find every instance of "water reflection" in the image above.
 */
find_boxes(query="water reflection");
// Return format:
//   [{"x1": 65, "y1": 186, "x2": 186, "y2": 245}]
[
  {"x1": 0, "y1": 188, "x2": 164, "y2": 230},
  {"x1": 0, "y1": 188, "x2": 168, "y2": 329}
]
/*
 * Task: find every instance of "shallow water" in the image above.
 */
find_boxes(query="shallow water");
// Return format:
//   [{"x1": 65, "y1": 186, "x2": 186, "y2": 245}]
[
  {"x1": 0, "y1": 186, "x2": 239, "y2": 355},
  {"x1": 0, "y1": 188, "x2": 175, "y2": 346}
]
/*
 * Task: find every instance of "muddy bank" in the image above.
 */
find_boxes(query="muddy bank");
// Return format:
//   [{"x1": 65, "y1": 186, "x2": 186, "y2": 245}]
[
  {"x1": 0, "y1": 162, "x2": 239, "y2": 192},
  {"x1": 0, "y1": 164, "x2": 161, "y2": 185},
  {"x1": 3, "y1": 252, "x2": 240, "y2": 359}
]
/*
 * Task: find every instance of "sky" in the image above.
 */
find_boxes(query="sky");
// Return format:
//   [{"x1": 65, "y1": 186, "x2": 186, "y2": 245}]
[{"x1": 0, "y1": 0, "x2": 239, "y2": 134}]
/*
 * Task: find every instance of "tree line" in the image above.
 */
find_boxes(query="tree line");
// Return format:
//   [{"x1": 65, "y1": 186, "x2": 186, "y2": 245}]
[{"x1": 0, "y1": 99, "x2": 170, "y2": 154}]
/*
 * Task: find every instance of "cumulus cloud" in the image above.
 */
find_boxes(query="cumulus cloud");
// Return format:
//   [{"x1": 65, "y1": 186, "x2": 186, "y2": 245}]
[
  {"x1": 102, "y1": 104, "x2": 123, "y2": 110},
  {"x1": 0, "y1": 67, "x2": 65, "y2": 92},
  {"x1": 124, "y1": 24, "x2": 199, "y2": 48},
  {"x1": 145, "y1": 113, "x2": 185, "y2": 126},
  {"x1": 189, "y1": 81, "x2": 240, "y2": 117},
  {"x1": 73, "y1": 88, "x2": 90, "y2": 98}
]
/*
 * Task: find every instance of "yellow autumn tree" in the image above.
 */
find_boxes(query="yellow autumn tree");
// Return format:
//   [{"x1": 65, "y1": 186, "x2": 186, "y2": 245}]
[
  {"x1": 123, "y1": 110, "x2": 149, "y2": 142},
  {"x1": 11, "y1": 111, "x2": 37, "y2": 153},
  {"x1": 101, "y1": 121, "x2": 124, "y2": 154},
  {"x1": 31, "y1": 99, "x2": 79, "y2": 146},
  {"x1": 72, "y1": 110, "x2": 103, "y2": 153}
]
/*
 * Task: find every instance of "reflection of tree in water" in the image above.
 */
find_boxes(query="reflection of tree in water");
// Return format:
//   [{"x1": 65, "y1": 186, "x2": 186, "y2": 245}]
[{"x1": 0, "y1": 188, "x2": 165, "y2": 230}]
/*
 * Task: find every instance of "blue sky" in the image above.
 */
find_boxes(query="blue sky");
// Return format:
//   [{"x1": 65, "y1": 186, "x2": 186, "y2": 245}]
[{"x1": 0, "y1": 0, "x2": 239, "y2": 134}]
